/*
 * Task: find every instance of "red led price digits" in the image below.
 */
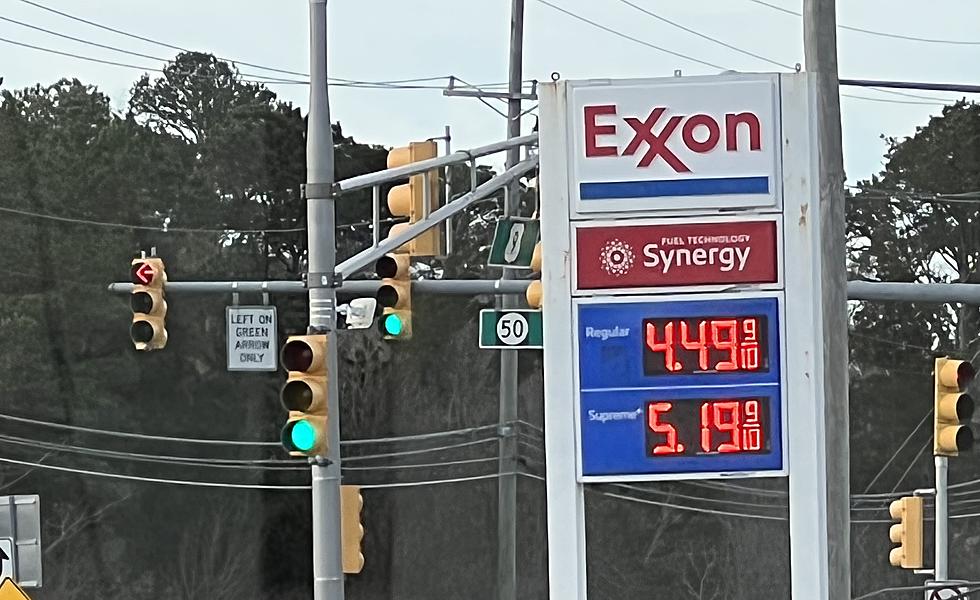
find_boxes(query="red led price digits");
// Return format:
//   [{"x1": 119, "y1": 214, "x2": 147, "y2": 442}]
[
  {"x1": 644, "y1": 316, "x2": 764, "y2": 374},
  {"x1": 646, "y1": 322, "x2": 682, "y2": 372},
  {"x1": 647, "y1": 402, "x2": 683, "y2": 455},
  {"x1": 699, "y1": 399, "x2": 763, "y2": 454}
]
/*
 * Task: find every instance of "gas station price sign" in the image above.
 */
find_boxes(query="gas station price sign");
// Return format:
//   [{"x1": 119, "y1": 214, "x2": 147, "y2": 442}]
[{"x1": 576, "y1": 294, "x2": 785, "y2": 479}]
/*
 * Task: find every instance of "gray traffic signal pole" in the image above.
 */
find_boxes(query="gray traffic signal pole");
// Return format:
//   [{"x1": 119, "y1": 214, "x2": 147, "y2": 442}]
[
  {"x1": 306, "y1": 1, "x2": 345, "y2": 599},
  {"x1": 498, "y1": 3, "x2": 524, "y2": 599}
]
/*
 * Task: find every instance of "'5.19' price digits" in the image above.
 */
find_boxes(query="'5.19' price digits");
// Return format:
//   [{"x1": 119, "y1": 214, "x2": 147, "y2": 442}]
[{"x1": 645, "y1": 398, "x2": 769, "y2": 457}]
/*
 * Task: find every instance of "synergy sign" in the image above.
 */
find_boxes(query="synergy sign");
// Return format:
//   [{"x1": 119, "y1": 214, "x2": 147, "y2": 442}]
[
  {"x1": 568, "y1": 75, "x2": 781, "y2": 214},
  {"x1": 575, "y1": 218, "x2": 779, "y2": 292}
]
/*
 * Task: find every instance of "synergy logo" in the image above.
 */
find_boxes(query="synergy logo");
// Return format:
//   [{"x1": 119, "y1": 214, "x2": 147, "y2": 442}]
[
  {"x1": 599, "y1": 239, "x2": 635, "y2": 277},
  {"x1": 642, "y1": 237, "x2": 752, "y2": 274}
]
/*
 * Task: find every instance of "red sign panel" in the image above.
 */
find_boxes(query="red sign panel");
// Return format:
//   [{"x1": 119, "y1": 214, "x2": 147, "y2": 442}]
[{"x1": 575, "y1": 220, "x2": 778, "y2": 290}]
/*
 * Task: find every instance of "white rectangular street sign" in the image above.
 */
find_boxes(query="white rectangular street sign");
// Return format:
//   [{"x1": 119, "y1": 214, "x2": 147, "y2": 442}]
[
  {"x1": 0, "y1": 495, "x2": 40, "y2": 587},
  {"x1": 226, "y1": 306, "x2": 278, "y2": 372},
  {"x1": 0, "y1": 538, "x2": 13, "y2": 582}
]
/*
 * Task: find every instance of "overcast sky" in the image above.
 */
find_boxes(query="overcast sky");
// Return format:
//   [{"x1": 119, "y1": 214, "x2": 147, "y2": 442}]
[{"x1": 1, "y1": 0, "x2": 978, "y2": 184}]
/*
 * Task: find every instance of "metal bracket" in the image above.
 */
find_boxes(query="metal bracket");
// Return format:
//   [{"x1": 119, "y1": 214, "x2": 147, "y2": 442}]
[
  {"x1": 302, "y1": 183, "x2": 334, "y2": 199},
  {"x1": 261, "y1": 281, "x2": 270, "y2": 306},
  {"x1": 497, "y1": 424, "x2": 516, "y2": 438},
  {"x1": 308, "y1": 272, "x2": 343, "y2": 289},
  {"x1": 231, "y1": 282, "x2": 240, "y2": 306},
  {"x1": 307, "y1": 456, "x2": 332, "y2": 467}
]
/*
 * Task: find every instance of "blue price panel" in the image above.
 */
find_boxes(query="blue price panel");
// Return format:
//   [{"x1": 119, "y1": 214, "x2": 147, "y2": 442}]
[{"x1": 577, "y1": 296, "x2": 783, "y2": 478}]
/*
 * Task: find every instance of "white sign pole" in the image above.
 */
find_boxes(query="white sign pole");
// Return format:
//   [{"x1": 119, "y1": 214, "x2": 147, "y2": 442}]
[{"x1": 539, "y1": 80, "x2": 588, "y2": 600}]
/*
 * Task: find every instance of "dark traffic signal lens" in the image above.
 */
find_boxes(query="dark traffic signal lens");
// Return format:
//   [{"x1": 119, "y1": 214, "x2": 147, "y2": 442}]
[
  {"x1": 281, "y1": 340, "x2": 314, "y2": 372},
  {"x1": 375, "y1": 255, "x2": 398, "y2": 279},
  {"x1": 130, "y1": 291, "x2": 154, "y2": 314},
  {"x1": 281, "y1": 380, "x2": 313, "y2": 412},
  {"x1": 130, "y1": 321, "x2": 155, "y2": 343},
  {"x1": 377, "y1": 284, "x2": 399, "y2": 308}
]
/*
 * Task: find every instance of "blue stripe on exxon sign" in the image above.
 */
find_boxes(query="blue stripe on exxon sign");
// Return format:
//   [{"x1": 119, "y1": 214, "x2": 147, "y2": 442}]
[{"x1": 580, "y1": 176, "x2": 770, "y2": 200}]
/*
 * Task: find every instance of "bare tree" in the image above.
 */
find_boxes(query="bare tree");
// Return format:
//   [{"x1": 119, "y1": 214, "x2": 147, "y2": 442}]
[{"x1": 172, "y1": 498, "x2": 257, "y2": 600}]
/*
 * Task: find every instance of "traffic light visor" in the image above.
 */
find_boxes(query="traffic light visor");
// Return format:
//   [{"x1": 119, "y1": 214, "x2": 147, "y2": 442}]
[{"x1": 940, "y1": 359, "x2": 976, "y2": 388}]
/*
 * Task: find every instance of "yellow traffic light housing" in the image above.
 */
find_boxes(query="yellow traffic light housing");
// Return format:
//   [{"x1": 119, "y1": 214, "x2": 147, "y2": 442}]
[
  {"x1": 888, "y1": 496, "x2": 923, "y2": 569},
  {"x1": 386, "y1": 140, "x2": 444, "y2": 257},
  {"x1": 280, "y1": 334, "x2": 328, "y2": 457},
  {"x1": 340, "y1": 485, "x2": 365, "y2": 574},
  {"x1": 375, "y1": 253, "x2": 412, "y2": 340},
  {"x1": 526, "y1": 241, "x2": 542, "y2": 309},
  {"x1": 130, "y1": 256, "x2": 168, "y2": 351},
  {"x1": 934, "y1": 357, "x2": 975, "y2": 456}
]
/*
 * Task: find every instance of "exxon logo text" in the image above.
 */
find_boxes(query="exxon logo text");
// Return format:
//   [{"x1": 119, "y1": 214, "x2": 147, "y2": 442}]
[{"x1": 583, "y1": 105, "x2": 763, "y2": 172}]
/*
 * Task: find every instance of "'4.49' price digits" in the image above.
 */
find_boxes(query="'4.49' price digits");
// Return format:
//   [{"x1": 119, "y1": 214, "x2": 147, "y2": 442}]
[{"x1": 643, "y1": 315, "x2": 768, "y2": 375}]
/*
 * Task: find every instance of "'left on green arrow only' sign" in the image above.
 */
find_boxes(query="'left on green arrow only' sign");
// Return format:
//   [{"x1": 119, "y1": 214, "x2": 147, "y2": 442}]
[{"x1": 479, "y1": 309, "x2": 543, "y2": 349}]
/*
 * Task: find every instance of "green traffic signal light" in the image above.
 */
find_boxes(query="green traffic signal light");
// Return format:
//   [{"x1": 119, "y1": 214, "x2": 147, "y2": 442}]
[
  {"x1": 382, "y1": 314, "x2": 404, "y2": 337},
  {"x1": 290, "y1": 420, "x2": 317, "y2": 452}
]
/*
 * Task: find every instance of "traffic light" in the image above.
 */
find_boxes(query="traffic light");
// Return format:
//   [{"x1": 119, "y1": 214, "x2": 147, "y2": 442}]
[
  {"x1": 934, "y1": 356, "x2": 975, "y2": 457},
  {"x1": 340, "y1": 484, "x2": 365, "y2": 574},
  {"x1": 386, "y1": 140, "x2": 444, "y2": 257},
  {"x1": 375, "y1": 253, "x2": 412, "y2": 340},
  {"x1": 129, "y1": 256, "x2": 168, "y2": 351},
  {"x1": 526, "y1": 241, "x2": 542, "y2": 309},
  {"x1": 888, "y1": 495, "x2": 923, "y2": 569},
  {"x1": 280, "y1": 334, "x2": 328, "y2": 457}
]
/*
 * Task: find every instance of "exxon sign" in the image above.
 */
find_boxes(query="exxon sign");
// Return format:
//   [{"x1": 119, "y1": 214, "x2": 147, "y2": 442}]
[{"x1": 567, "y1": 75, "x2": 781, "y2": 215}]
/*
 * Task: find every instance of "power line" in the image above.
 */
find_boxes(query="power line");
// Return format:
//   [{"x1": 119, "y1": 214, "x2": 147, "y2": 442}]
[
  {"x1": 342, "y1": 438, "x2": 498, "y2": 462},
  {"x1": 592, "y1": 488, "x2": 788, "y2": 521},
  {"x1": 0, "y1": 204, "x2": 306, "y2": 233},
  {"x1": 0, "y1": 35, "x2": 306, "y2": 85},
  {"x1": 529, "y1": 0, "x2": 725, "y2": 70},
  {"x1": 0, "y1": 413, "x2": 279, "y2": 446},
  {"x1": 0, "y1": 413, "x2": 512, "y2": 449},
  {"x1": 358, "y1": 471, "x2": 541, "y2": 490},
  {"x1": 0, "y1": 455, "x2": 311, "y2": 490},
  {"x1": 862, "y1": 410, "x2": 932, "y2": 493},
  {"x1": 841, "y1": 93, "x2": 954, "y2": 106},
  {"x1": 746, "y1": 0, "x2": 980, "y2": 46},
  {"x1": 614, "y1": 0, "x2": 793, "y2": 70},
  {"x1": 0, "y1": 433, "x2": 305, "y2": 471},
  {"x1": 891, "y1": 439, "x2": 932, "y2": 493}
]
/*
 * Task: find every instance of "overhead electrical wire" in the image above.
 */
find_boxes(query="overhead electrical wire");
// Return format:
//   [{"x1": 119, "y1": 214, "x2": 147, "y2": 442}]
[
  {"x1": 0, "y1": 413, "x2": 523, "y2": 449},
  {"x1": 4, "y1": 3, "x2": 531, "y2": 91},
  {"x1": 746, "y1": 0, "x2": 980, "y2": 46},
  {"x1": 613, "y1": 0, "x2": 793, "y2": 70},
  {"x1": 0, "y1": 204, "x2": 306, "y2": 234},
  {"x1": 529, "y1": 0, "x2": 725, "y2": 70},
  {"x1": 861, "y1": 409, "x2": 932, "y2": 493},
  {"x1": 0, "y1": 455, "x2": 311, "y2": 490},
  {"x1": 0, "y1": 455, "x2": 541, "y2": 491}
]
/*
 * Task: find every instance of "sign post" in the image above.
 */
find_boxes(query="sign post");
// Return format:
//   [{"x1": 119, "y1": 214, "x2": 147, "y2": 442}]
[{"x1": 539, "y1": 73, "x2": 828, "y2": 598}]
